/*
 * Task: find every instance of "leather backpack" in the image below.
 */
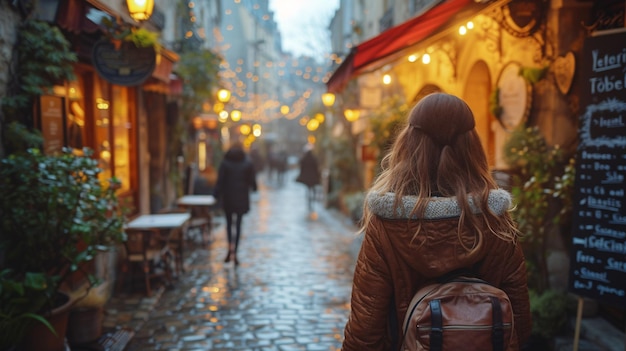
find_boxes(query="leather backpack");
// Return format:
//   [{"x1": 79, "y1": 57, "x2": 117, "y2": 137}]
[{"x1": 401, "y1": 275, "x2": 514, "y2": 351}]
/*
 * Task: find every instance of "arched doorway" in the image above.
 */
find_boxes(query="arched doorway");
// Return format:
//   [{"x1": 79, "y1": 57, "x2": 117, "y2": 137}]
[
  {"x1": 412, "y1": 84, "x2": 442, "y2": 104},
  {"x1": 462, "y1": 61, "x2": 495, "y2": 167}
]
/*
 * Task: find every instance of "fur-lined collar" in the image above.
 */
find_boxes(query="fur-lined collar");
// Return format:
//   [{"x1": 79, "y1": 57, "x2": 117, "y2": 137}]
[{"x1": 366, "y1": 189, "x2": 511, "y2": 220}]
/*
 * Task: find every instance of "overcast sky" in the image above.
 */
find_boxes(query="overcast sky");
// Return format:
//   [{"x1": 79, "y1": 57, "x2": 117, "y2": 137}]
[{"x1": 269, "y1": 0, "x2": 340, "y2": 58}]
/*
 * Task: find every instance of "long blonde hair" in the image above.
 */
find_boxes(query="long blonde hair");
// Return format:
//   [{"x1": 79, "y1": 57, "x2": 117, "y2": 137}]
[{"x1": 361, "y1": 93, "x2": 519, "y2": 250}]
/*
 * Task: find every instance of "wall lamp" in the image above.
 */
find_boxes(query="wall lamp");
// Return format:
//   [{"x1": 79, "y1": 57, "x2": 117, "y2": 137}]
[{"x1": 126, "y1": 0, "x2": 154, "y2": 22}]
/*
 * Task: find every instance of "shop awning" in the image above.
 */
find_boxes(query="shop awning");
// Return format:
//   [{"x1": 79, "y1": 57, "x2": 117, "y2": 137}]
[{"x1": 326, "y1": 0, "x2": 492, "y2": 93}]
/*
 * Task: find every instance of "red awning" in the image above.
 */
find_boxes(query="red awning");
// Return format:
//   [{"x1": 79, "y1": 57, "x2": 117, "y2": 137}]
[{"x1": 327, "y1": 0, "x2": 489, "y2": 93}]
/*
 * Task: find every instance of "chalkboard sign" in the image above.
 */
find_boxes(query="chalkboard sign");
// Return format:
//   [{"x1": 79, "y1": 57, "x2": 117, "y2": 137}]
[
  {"x1": 39, "y1": 95, "x2": 66, "y2": 155},
  {"x1": 568, "y1": 30, "x2": 626, "y2": 308}
]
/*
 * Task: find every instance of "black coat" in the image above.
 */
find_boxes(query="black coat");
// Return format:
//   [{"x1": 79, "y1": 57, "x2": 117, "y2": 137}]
[
  {"x1": 296, "y1": 150, "x2": 320, "y2": 187},
  {"x1": 214, "y1": 147, "x2": 257, "y2": 214}
]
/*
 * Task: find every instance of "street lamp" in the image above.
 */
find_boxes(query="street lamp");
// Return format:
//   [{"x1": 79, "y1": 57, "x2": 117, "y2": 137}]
[
  {"x1": 322, "y1": 92, "x2": 336, "y2": 108},
  {"x1": 344, "y1": 108, "x2": 360, "y2": 122},
  {"x1": 126, "y1": 0, "x2": 155, "y2": 22}
]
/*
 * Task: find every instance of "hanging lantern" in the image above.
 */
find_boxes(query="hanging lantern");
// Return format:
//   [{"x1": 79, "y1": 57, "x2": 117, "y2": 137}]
[{"x1": 126, "y1": 0, "x2": 155, "y2": 22}]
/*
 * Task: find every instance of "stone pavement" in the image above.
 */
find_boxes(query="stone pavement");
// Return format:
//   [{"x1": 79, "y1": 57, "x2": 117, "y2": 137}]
[
  {"x1": 98, "y1": 170, "x2": 623, "y2": 351},
  {"x1": 102, "y1": 170, "x2": 360, "y2": 350}
]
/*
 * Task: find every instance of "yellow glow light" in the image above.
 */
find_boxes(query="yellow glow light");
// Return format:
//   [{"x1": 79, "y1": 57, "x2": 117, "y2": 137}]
[
  {"x1": 383, "y1": 74, "x2": 391, "y2": 85},
  {"x1": 422, "y1": 53, "x2": 431, "y2": 64},
  {"x1": 239, "y1": 124, "x2": 251, "y2": 135},
  {"x1": 217, "y1": 88, "x2": 231, "y2": 102},
  {"x1": 219, "y1": 110, "x2": 229, "y2": 120},
  {"x1": 314, "y1": 113, "x2": 325, "y2": 122},
  {"x1": 307, "y1": 119, "x2": 320, "y2": 131},
  {"x1": 213, "y1": 102, "x2": 224, "y2": 113},
  {"x1": 231, "y1": 110, "x2": 242, "y2": 122},
  {"x1": 408, "y1": 54, "x2": 418, "y2": 62},
  {"x1": 280, "y1": 105, "x2": 290, "y2": 115},
  {"x1": 344, "y1": 109, "x2": 360, "y2": 122},
  {"x1": 126, "y1": 0, "x2": 154, "y2": 21},
  {"x1": 459, "y1": 26, "x2": 467, "y2": 35},
  {"x1": 321, "y1": 92, "x2": 335, "y2": 107}
]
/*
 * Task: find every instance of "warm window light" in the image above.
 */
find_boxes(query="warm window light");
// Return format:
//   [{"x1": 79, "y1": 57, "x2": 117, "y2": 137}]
[
  {"x1": 217, "y1": 88, "x2": 231, "y2": 103},
  {"x1": 422, "y1": 53, "x2": 431, "y2": 64},
  {"x1": 126, "y1": 0, "x2": 154, "y2": 22},
  {"x1": 321, "y1": 92, "x2": 335, "y2": 107},
  {"x1": 344, "y1": 109, "x2": 360, "y2": 122},
  {"x1": 383, "y1": 74, "x2": 392, "y2": 85}
]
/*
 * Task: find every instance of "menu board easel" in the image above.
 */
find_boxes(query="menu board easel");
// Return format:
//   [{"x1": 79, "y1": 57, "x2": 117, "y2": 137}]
[{"x1": 568, "y1": 29, "x2": 626, "y2": 351}]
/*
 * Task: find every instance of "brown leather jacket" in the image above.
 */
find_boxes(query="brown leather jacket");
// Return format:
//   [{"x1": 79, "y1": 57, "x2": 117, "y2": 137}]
[{"x1": 342, "y1": 190, "x2": 531, "y2": 351}]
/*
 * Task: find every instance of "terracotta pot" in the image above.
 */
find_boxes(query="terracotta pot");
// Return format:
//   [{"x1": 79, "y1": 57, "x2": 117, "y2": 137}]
[
  {"x1": 18, "y1": 292, "x2": 73, "y2": 351},
  {"x1": 66, "y1": 306, "x2": 104, "y2": 345}
]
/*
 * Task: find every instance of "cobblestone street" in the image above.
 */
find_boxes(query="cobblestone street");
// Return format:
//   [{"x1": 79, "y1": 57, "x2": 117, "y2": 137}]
[{"x1": 104, "y1": 170, "x2": 360, "y2": 350}]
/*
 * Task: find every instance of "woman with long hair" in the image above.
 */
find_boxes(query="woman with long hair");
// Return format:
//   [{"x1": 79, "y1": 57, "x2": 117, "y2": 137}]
[
  {"x1": 342, "y1": 93, "x2": 531, "y2": 350},
  {"x1": 214, "y1": 141, "x2": 257, "y2": 266}
]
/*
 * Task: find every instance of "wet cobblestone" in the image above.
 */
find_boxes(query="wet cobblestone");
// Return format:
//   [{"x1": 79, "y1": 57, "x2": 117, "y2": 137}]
[{"x1": 104, "y1": 170, "x2": 359, "y2": 350}]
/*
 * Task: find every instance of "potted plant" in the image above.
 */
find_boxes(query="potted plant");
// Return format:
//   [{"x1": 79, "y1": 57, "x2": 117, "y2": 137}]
[{"x1": 0, "y1": 147, "x2": 127, "y2": 350}]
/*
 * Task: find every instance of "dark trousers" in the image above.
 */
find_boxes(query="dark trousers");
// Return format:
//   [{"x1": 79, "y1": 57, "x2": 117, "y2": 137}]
[
  {"x1": 225, "y1": 211, "x2": 243, "y2": 253},
  {"x1": 306, "y1": 186, "x2": 316, "y2": 212}
]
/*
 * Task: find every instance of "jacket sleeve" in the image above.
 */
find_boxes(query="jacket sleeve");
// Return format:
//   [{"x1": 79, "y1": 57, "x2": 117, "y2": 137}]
[
  {"x1": 499, "y1": 242, "x2": 532, "y2": 346},
  {"x1": 342, "y1": 224, "x2": 393, "y2": 351}
]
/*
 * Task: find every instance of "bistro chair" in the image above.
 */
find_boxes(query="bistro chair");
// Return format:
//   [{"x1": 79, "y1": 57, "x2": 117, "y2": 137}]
[
  {"x1": 118, "y1": 228, "x2": 173, "y2": 296},
  {"x1": 157, "y1": 207, "x2": 195, "y2": 275}
]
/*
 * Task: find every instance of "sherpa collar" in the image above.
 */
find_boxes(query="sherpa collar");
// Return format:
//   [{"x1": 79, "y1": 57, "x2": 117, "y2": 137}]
[{"x1": 366, "y1": 189, "x2": 511, "y2": 220}]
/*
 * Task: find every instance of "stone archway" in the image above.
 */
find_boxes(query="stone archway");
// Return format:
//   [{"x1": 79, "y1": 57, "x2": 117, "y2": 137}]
[{"x1": 462, "y1": 61, "x2": 496, "y2": 168}]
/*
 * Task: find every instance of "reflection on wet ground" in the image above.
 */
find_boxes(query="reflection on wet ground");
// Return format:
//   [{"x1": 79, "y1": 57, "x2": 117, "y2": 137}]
[{"x1": 115, "y1": 170, "x2": 360, "y2": 350}]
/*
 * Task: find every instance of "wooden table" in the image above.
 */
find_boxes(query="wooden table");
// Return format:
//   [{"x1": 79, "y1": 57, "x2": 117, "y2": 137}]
[
  {"x1": 176, "y1": 195, "x2": 216, "y2": 207},
  {"x1": 123, "y1": 213, "x2": 191, "y2": 294},
  {"x1": 176, "y1": 195, "x2": 215, "y2": 247}
]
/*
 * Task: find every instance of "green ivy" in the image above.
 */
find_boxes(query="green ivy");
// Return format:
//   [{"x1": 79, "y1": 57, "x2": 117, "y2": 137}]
[
  {"x1": 1, "y1": 20, "x2": 77, "y2": 154},
  {"x1": 504, "y1": 126, "x2": 575, "y2": 293}
]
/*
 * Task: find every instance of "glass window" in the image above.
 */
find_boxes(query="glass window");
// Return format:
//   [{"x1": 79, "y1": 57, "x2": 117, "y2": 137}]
[{"x1": 111, "y1": 85, "x2": 132, "y2": 193}]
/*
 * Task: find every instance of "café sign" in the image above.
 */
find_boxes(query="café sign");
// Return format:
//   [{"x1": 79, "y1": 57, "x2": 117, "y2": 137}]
[{"x1": 92, "y1": 39, "x2": 156, "y2": 86}]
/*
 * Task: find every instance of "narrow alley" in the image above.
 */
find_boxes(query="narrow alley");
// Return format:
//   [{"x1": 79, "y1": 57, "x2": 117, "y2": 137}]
[{"x1": 105, "y1": 169, "x2": 360, "y2": 351}]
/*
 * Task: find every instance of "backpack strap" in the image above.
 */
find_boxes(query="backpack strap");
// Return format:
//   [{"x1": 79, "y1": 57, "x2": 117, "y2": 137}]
[
  {"x1": 490, "y1": 296, "x2": 504, "y2": 351},
  {"x1": 429, "y1": 299, "x2": 443, "y2": 351},
  {"x1": 389, "y1": 296, "x2": 398, "y2": 351}
]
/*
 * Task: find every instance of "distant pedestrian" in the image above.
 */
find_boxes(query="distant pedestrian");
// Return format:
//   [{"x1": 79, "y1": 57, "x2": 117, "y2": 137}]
[
  {"x1": 275, "y1": 149, "x2": 288, "y2": 186},
  {"x1": 213, "y1": 141, "x2": 258, "y2": 265},
  {"x1": 295, "y1": 144, "x2": 320, "y2": 212},
  {"x1": 341, "y1": 93, "x2": 531, "y2": 350}
]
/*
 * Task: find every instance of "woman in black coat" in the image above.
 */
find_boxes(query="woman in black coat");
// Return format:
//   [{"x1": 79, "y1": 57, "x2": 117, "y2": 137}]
[{"x1": 213, "y1": 142, "x2": 257, "y2": 265}]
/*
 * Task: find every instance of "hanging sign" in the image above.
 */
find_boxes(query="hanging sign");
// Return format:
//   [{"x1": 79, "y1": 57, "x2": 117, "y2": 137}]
[
  {"x1": 568, "y1": 30, "x2": 626, "y2": 308},
  {"x1": 92, "y1": 39, "x2": 156, "y2": 86},
  {"x1": 500, "y1": 0, "x2": 544, "y2": 37},
  {"x1": 495, "y1": 62, "x2": 532, "y2": 131}
]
